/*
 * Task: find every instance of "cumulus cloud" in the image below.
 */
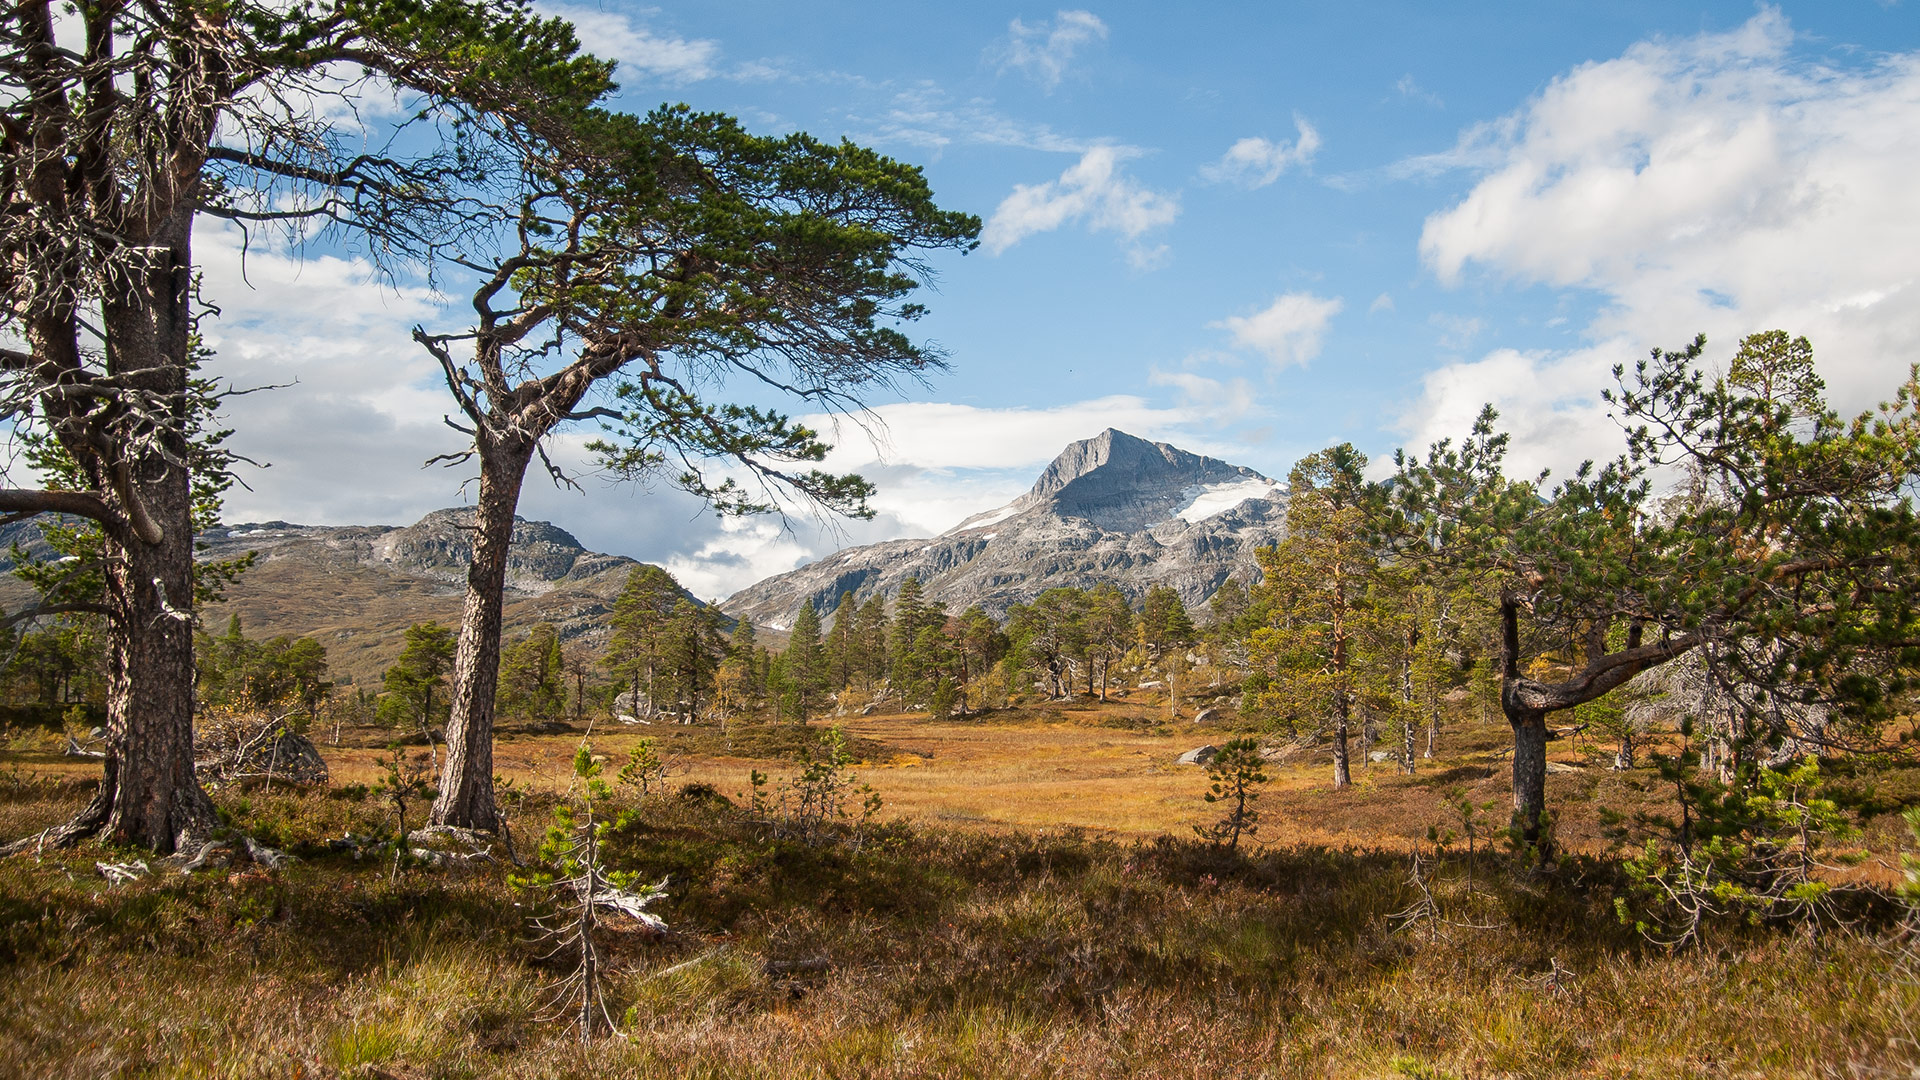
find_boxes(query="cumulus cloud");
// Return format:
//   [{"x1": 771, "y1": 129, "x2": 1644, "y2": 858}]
[
  {"x1": 1200, "y1": 116, "x2": 1322, "y2": 188},
  {"x1": 1394, "y1": 342, "x2": 1632, "y2": 483},
  {"x1": 996, "y1": 9, "x2": 1109, "y2": 90},
  {"x1": 981, "y1": 145, "x2": 1179, "y2": 256},
  {"x1": 1415, "y1": 8, "x2": 1920, "y2": 423},
  {"x1": 535, "y1": 3, "x2": 720, "y2": 83},
  {"x1": 1212, "y1": 292, "x2": 1344, "y2": 368}
]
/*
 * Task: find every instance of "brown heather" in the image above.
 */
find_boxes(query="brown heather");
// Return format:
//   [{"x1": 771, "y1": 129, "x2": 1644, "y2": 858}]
[{"x1": 0, "y1": 702, "x2": 1913, "y2": 1078}]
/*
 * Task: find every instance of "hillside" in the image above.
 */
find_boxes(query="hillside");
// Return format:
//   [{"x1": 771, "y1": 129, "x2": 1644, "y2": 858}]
[
  {"x1": 0, "y1": 509, "x2": 657, "y2": 691},
  {"x1": 722, "y1": 428, "x2": 1289, "y2": 629},
  {"x1": 174, "y1": 509, "x2": 655, "y2": 687}
]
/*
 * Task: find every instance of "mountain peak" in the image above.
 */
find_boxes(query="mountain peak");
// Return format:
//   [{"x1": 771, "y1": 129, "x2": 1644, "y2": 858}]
[
  {"x1": 723, "y1": 429, "x2": 1288, "y2": 628},
  {"x1": 1026, "y1": 429, "x2": 1164, "y2": 499},
  {"x1": 1026, "y1": 430, "x2": 1272, "y2": 531}
]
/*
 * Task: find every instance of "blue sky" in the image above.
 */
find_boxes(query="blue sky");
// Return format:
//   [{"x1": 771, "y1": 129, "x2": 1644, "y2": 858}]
[{"x1": 190, "y1": 2, "x2": 1920, "y2": 600}]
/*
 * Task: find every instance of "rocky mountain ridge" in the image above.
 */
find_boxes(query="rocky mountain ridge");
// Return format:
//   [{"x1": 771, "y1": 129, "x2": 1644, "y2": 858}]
[
  {"x1": 187, "y1": 509, "x2": 646, "y2": 686},
  {"x1": 721, "y1": 429, "x2": 1288, "y2": 630},
  {"x1": 0, "y1": 509, "x2": 652, "y2": 690}
]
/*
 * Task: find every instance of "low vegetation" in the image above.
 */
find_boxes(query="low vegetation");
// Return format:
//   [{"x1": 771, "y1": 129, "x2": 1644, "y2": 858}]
[{"x1": 2, "y1": 700, "x2": 1917, "y2": 1077}]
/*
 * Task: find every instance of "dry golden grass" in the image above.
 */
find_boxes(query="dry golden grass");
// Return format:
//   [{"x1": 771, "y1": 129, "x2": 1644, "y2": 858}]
[{"x1": 0, "y1": 701, "x2": 1914, "y2": 1077}]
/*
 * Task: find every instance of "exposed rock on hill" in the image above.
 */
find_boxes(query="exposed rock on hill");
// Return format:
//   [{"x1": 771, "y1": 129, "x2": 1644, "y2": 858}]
[
  {"x1": 721, "y1": 429, "x2": 1287, "y2": 629},
  {"x1": 178, "y1": 509, "x2": 647, "y2": 687}
]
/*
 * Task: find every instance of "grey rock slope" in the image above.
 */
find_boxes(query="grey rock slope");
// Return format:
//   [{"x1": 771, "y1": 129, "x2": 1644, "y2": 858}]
[
  {"x1": 188, "y1": 509, "x2": 647, "y2": 687},
  {"x1": 721, "y1": 429, "x2": 1288, "y2": 629}
]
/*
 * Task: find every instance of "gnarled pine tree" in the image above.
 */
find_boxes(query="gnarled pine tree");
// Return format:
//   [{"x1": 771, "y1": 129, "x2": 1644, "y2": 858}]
[
  {"x1": 0, "y1": 0, "x2": 607, "y2": 851},
  {"x1": 412, "y1": 108, "x2": 980, "y2": 827}
]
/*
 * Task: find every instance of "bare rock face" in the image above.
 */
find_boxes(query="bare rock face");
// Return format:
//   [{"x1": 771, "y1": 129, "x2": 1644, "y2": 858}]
[
  {"x1": 182, "y1": 510, "x2": 660, "y2": 687},
  {"x1": 722, "y1": 429, "x2": 1288, "y2": 629}
]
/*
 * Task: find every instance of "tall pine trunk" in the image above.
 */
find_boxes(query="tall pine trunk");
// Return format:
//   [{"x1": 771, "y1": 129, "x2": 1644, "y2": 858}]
[
  {"x1": 1508, "y1": 705, "x2": 1549, "y2": 850},
  {"x1": 1331, "y1": 693, "x2": 1352, "y2": 790},
  {"x1": 431, "y1": 440, "x2": 533, "y2": 831},
  {"x1": 28, "y1": 221, "x2": 215, "y2": 854}
]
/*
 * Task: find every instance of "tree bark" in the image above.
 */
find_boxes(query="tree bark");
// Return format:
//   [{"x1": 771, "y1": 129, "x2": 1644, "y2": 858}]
[
  {"x1": 1508, "y1": 705, "x2": 1549, "y2": 850},
  {"x1": 1613, "y1": 729, "x2": 1635, "y2": 770},
  {"x1": 430, "y1": 440, "x2": 533, "y2": 831},
  {"x1": 1331, "y1": 696, "x2": 1352, "y2": 790},
  {"x1": 16, "y1": 221, "x2": 216, "y2": 855},
  {"x1": 1400, "y1": 650, "x2": 1417, "y2": 776}
]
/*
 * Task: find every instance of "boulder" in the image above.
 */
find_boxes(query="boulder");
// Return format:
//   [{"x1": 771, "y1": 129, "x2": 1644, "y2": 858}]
[
  {"x1": 195, "y1": 722, "x2": 329, "y2": 786},
  {"x1": 1176, "y1": 745, "x2": 1218, "y2": 766},
  {"x1": 1192, "y1": 707, "x2": 1220, "y2": 725},
  {"x1": 1368, "y1": 750, "x2": 1395, "y2": 763},
  {"x1": 1137, "y1": 680, "x2": 1164, "y2": 690}
]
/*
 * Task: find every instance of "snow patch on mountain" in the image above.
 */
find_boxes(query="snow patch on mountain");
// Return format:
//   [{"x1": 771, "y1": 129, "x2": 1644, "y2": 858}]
[
  {"x1": 1174, "y1": 479, "x2": 1282, "y2": 524},
  {"x1": 947, "y1": 501, "x2": 1023, "y2": 534}
]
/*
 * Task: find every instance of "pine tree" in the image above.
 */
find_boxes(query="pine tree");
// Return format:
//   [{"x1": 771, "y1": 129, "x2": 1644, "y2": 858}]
[
  {"x1": 854, "y1": 595, "x2": 891, "y2": 685},
  {"x1": 1140, "y1": 585, "x2": 1196, "y2": 659},
  {"x1": 1084, "y1": 584, "x2": 1136, "y2": 701},
  {"x1": 888, "y1": 578, "x2": 946, "y2": 702},
  {"x1": 786, "y1": 600, "x2": 826, "y2": 721},
  {"x1": 1390, "y1": 334, "x2": 1920, "y2": 848},
  {"x1": 499, "y1": 625, "x2": 567, "y2": 725},
  {"x1": 378, "y1": 623, "x2": 457, "y2": 773},
  {"x1": 1008, "y1": 588, "x2": 1088, "y2": 700},
  {"x1": 729, "y1": 617, "x2": 764, "y2": 708},
  {"x1": 824, "y1": 591, "x2": 858, "y2": 692},
  {"x1": 1245, "y1": 444, "x2": 1382, "y2": 790},
  {"x1": 955, "y1": 606, "x2": 1006, "y2": 708},
  {"x1": 605, "y1": 566, "x2": 682, "y2": 720},
  {"x1": 661, "y1": 600, "x2": 723, "y2": 721}
]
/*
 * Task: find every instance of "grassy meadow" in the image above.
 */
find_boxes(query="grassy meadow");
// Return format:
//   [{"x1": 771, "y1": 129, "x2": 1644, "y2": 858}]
[{"x1": 1, "y1": 698, "x2": 1914, "y2": 1078}]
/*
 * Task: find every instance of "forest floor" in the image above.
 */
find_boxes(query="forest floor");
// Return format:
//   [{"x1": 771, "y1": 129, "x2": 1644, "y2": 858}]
[{"x1": 0, "y1": 699, "x2": 1916, "y2": 1077}]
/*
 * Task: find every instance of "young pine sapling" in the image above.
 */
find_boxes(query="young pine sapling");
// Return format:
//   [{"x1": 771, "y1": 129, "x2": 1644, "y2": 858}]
[
  {"x1": 513, "y1": 741, "x2": 668, "y2": 1042},
  {"x1": 1194, "y1": 737, "x2": 1269, "y2": 853}
]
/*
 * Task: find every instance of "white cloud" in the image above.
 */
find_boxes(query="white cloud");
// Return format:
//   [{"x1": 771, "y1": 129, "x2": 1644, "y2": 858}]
[
  {"x1": 1200, "y1": 116, "x2": 1322, "y2": 188},
  {"x1": 1212, "y1": 292, "x2": 1344, "y2": 368},
  {"x1": 996, "y1": 9, "x2": 1109, "y2": 90},
  {"x1": 1148, "y1": 369, "x2": 1261, "y2": 424},
  {"x1": 1393, "y1": 341, "x2": 1632, "y2": 484},
  {"x1": 1415, "y1": 7, "x2": 1920, "y2": 424},
  {"x1": 1395, "y1": 74, "x2": 1444, "y2": 109},
  {"x1": 1369, "y1": 293, "x2": 1395, "y2": 313},
  {"x1": 853, "y1": 83, "x2": 1090, "y2": 156},
  {"x1": 536, "y1": 3, "x2": 720, "y2": 83},
  {"x1": 1125, "y1": 243, "x2": 1172, "y2": 271},
  {"x1": 981, "y1": 145, "x2": 1180, "y2": 255}
]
